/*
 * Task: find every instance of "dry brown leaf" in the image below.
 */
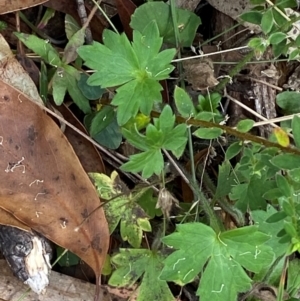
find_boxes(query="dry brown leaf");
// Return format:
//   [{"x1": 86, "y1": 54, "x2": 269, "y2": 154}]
[
  {"x1": 0, "y1": 208, "x2": 31, "y2": 231},
  {"x1": 0, "y1": 80, "x2": 109, "y2": 299},
  {"x1": 0, "y1": 0, "x2": 48, "y2": 14},
  {"x1": 183, "y1": 58, "x2": 219, "y2": 90},
  {"x1": 0, "y1": 33, "x2": 43, "y2": 105}
]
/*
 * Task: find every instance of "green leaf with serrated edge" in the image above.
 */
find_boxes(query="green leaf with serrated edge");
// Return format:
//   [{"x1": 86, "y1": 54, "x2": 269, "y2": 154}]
[
  {"x1": 15, "y1": 32, "x2": 61, "y2": 67},
  {"x1": 171, "y1": 138, "x2": 187, "y2": 158},
  {"x1": 220, "y1": 227, "x2": 274, "y2": 273},
  {"x1": 193, "y1": 127, "x2": 223, "y2": 139},
  {"x1": 132, "y1": 20, "x2": 163, "y2": 68},
  {"x1": 225, "y1": 142, "x2": 243, "y2": 160},
  {"x1": 236, "y1": 119, "x2": 255, "y2": 133},
  {"x1": 122, "y1": 104, "x2": 187, "y2": 177},
  {"x1": 78, "y1": 21, "x2": 175, "y2": 125},
  {"x1": 160, "y1": 223, "x2": 215, "y2": 285},
  {"x1": 109, "y1": 249, "x2": 174, "y2": 301},
  {"x1": 130, "y1": 2, "x2": 201, "y2": 47},
  {"x1": 112, "y1": 80, "x2": 140, "y2": 125},
  {"x1": 154, "y1": 105, "x2": 175, "y2": 132},
  {"x1": 90, "y1": 106, "x2": 115, "y2": 137},
  {"x1": 261, "y1": 9, "x2": 274, "y2": 34},
  {"x1": 174, "y1": 86, "x2": 196, "y2": 118},
  {"x1": 198, "y1": 254, "x2": 251, "y2": 301},
  {"x1": 276, "y1": 174, "x2": 291, "y2": 197},
  {"x1": 90, "y1": 171, "x2": 150, "y2": 247},
  {"x1": 231, "y1": 175, "x2": 274, "y2": 212},
  {"x1": 271, "y1": 154, "x2": 300, "y2": 170},
  {"x1": 113, "y1": 79, "x2": 162, "y2": 126},
  {"x1": 276, "y1": 91, "x2": 300, "y2": 114},
  {"x1": 63, "y1": 28, "x2": 85, "y2": 64},
  {"x1": 121, "y1": 149, "x2": 164, "y2": 179},
  {"x1": 252, "y1": 206, "x2": 288, "y2": 257},
  {"x1": 292, "y1": 115, "x2": 300, "y2": 148},
  {"x1": 163, "y1": 124, "x2": 187, "y2": 152},
  {"x1": 269, "y1": 32, "x2": 287, "y2": 45},
  {"x1": 122, "y1": 127, "x2": 148, "y2": 151},
  {"x1": 161, "y1": 223, "x2": 273, "y2": 301},
  {"x1": 78, "y1": 42, "x2": 111, "y2": 80},
  {"x1": 240, "y1": 11, "x2": 262, "y2": 25}
]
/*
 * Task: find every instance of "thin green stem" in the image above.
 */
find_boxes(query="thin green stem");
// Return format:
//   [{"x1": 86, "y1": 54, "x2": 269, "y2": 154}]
[
  {"x1": 201, "y1": 23, "x2": 241, "y2": 47},
  {"x1": 91, "y1": 0, "x2": 118, "y2": 34},
  {"x1": 188, "y1": 127, "x2": 197, "y2": 186},
  {"x1": 213, "y1": 50, "x2": 255, "y2": 93},
  {"x1": 170, "y1": 0, "x2": 185, "y2": 88},
  {"x1": 19, "y1": 11, "x2": 65, "y2": 44}
]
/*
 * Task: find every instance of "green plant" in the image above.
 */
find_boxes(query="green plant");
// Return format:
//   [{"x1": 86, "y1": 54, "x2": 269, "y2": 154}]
[
  {"x1": 240, "y1": 0, "x2": 300, "y2": 59},
  {"x1": 14, "y1": 1, "x2": 300, "y2": 301}
]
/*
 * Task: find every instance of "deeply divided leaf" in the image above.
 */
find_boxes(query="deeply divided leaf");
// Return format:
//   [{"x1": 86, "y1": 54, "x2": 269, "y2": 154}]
[
  {"x1": 161, "y1": 223, "x2": 274, "y2": 301},
  {"x1": 78, "y1": 21, "x2": 175, "y2": 125},
  {"x1": 90, "y1": 171, "x2": 151, "y2": 247},
  {"x1": 109, "y1": 249, "x2": 174, "y2": 301}
]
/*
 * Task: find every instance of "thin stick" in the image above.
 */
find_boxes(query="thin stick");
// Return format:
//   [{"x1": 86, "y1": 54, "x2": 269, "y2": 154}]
[
  {"x1": 253, "y1": 113, "x2": 300, "y2": 127},
  {"x1": 225, "y1": 91, "x2": 294, "y2": 139},
  {"x1": 172, "y1": 46, "x2": 249, "y2": 63}
]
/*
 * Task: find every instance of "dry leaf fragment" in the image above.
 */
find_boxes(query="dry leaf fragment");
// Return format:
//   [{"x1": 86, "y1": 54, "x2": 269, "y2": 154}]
[
  {"x1": 0, "y1": 34, "x2": 43, "y2": 105},
  {"x1": 183, "y1": 58, "x2": 219, "y2": 90},
  {"x1": 0, "y1": 0, "x2": 48, "y2": 15},
  {"x1": 0, "y1": 80, "x2": 109, "y2": 299}
]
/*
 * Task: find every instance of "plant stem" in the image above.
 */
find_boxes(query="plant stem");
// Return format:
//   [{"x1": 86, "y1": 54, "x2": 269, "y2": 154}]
[
  {"x1": 151, "y1": 111, "x2": 300, "y2": 156},
  {"x1": 188, "y1": 127, "x2": 197, "y2": 187},
  {"x1": 91, "y1": 0, "x2": 118, "y2": 34},
  {"x1": 170, "y1": 0, "x2": 185, "y2": 89},
  {"x1": 213, "y1": 50, "x2": 255, "y2": 93},
  {"x1": 163, "y1": 151, "x2": 223, "y2": 232}
]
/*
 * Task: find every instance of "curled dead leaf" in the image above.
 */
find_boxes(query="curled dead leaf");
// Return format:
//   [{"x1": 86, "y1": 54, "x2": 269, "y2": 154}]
[{"x1": 183, "y1": 58, "x2": 219, "y2": 90}]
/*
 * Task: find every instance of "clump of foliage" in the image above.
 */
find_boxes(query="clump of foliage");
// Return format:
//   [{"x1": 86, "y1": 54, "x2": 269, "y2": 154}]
[{"x1": 15, "y1": 0, "x2": 300, "y2": 300}]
